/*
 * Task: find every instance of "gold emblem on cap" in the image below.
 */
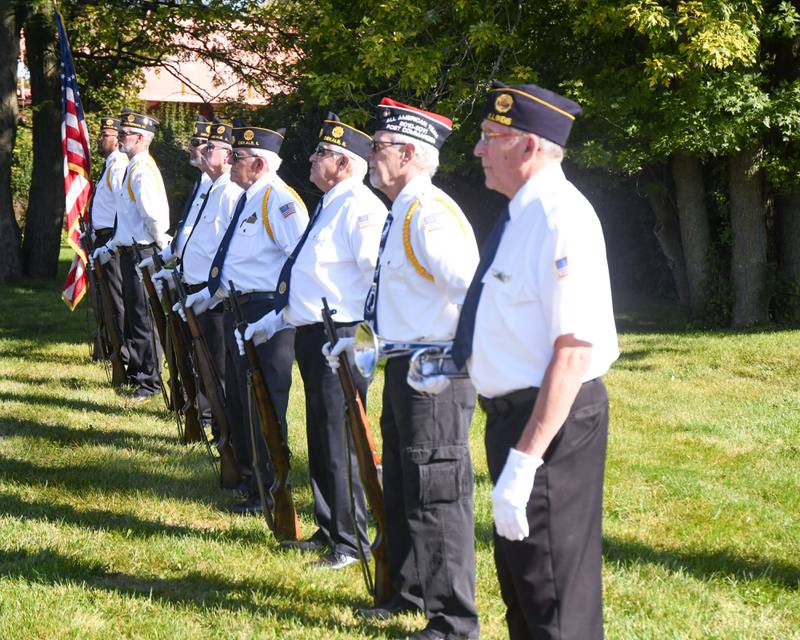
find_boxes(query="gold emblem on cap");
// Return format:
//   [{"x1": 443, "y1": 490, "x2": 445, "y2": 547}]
[
  {"x1": 105, "y1": 119, "x2": 113, "y2": 126},
  {"x1": 331, "y1": 125, "x2": 344, "y2": 139},
  {"x1": 210, "y1": 267, "x2": 219, "y2": 278},
  {"x1": 216, "y1": 125, "x2": 225, "y2": 134},
  {"x1": 278, "y1": 281, "x2": 287, "y2": 294},
  {"x1": 202, "y1": 125, "x2": 210, "y2": 135},
  {"x1": 243, "y1": 129, "x2": 255, "y2": 141},
  {"x1": 495, "y1": 93, "x2": 513, "y2": 114},
  {"x1": 127, "y1": 114, "x2": 135, "y2": 123}
]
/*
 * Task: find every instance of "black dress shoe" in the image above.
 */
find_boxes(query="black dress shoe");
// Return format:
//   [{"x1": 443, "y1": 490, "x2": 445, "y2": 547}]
[
  {"x1": 129, "y1": 386, "x2": 157, "y2": 401},
  {"x1": 310, "y1": 552, "x2": 358, "y2": 570},
  {"x1": 229, "y1": 480, "x2": 250, "y2": 500},
  {"x1": 228, "y1": 497, "x2": 263, "y2": 516},
  {"x1": 280, "y1": 538, "x2": 328, "y2": 552},
  {"x1": 355, "y1": 597, "x2": 419, "y2": 620}
]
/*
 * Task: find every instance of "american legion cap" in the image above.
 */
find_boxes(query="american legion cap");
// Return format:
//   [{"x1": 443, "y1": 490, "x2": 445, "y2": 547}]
[
  {"x1": 374, "y1": 98, "x2": 452, "y2": 150},
  {"x1": 207, "y1": 118, "x2": 233, "y2": 145},
  {"x1": 192, "y1": 115, "x2": 212, "y2": 141},
  {"x1": 100, "y1": 115, "x2": 120, "y2": 131},
  {"x1": 118, "y1": 108, "x2": 159, "y2": 133},
  {"x1": 231, "y1": 118, "x2": 285, "y2": 154},
  {"x1": 483, "y1": 80, "x2": 582, "y2": 147},
  {"x1": 318, "y1": 112, "x2": 371, "y2": 159}
]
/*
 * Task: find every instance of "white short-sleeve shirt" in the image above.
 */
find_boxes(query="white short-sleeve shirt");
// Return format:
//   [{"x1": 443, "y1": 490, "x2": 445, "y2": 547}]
[
  {"x1": 114, "y1": 151, "x2": 170, "y2": 248},
  {"x1": 468, "y1": 163, "x2": 619, "y2": 398},
  {"x1": 91, "y1": 150, "x2": 128, "y2": 231},
  {"x1": 284, "y1": 176, "x2": 388, "y2": 326},
  {"x1": 172, "y1": 172, "x2": 212, "y2": 256}
]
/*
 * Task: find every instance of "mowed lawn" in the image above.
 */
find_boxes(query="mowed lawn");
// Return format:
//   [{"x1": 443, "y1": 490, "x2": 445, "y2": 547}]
[{"x1": 0, "y1": 252, "x2": 798, "y2": 639}]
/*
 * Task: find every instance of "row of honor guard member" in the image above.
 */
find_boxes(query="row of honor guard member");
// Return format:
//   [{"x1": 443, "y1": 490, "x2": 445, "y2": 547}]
[
  {"x1": 93, "y1": 109, "x2": 170, "y2": 400},
  {"x1": 89, "y1": 115, "x2": 129, "y2": 364},
  {"x1": 238, "y1": 113, "x2": 387, "y2": 568},
  {"x1": 446, "y1": 82, "x2": 620, "y2": 640},
  {"x1": 325, "y1": 99, "x2": 481, "y2": 640},
  {"x1": 175, "y1": 122, "x2": 309, "y2": 515},
  {"x1": 144, "y1": 117, "x2": 244, "y2": 445}
]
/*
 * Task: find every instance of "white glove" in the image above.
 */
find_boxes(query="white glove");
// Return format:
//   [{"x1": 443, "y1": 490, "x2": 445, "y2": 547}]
[
  {"x1": 492, "y1": 448, "x2": 543, "y2": 541},
  {"x1": 151, "y1": 268, "x2": 176, "y2": 297},
  {"x1": 235, "y1": 311, "x2": 283, "y2": 355},
  {"x1": 321, "y1": 337, "x2": 354, "y2": 372},
  {"x1": 407, "y1": 356, "x2": 451, "y2": 394},
  {"x1": 92, "y1": 244, "x2": 114, "y2": 265},
  {"x1": 135, "y1": 255, "x2": 153, "y2": 282},
  {"x1": 173, "y1": 287, "x2": 212, "y2": 321},
  {"x1": 160, "y1": 244, "x2": 174, "y2": 264}
]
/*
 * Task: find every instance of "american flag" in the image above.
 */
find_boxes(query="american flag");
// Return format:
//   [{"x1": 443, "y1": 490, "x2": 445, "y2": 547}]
[{"x1": 57, "y1": 11, "x2": 92, "y2": 310}]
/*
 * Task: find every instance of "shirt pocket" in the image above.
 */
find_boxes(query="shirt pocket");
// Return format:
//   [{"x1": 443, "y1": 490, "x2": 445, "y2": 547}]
[{"x1": 481, "y1": 259, "x2": 537, "y2": 305}]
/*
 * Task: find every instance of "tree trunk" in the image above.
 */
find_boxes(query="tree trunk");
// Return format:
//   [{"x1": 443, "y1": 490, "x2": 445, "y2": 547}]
[
  {"x1": 729, "y1": 146, "x2": 768, "y2": 327},
  {"x1": 22, "y1": 2, "x2": 64, "y2": 280},
  {"x1": 776, "y1": 190, "x2": 800, "y2": 319},
  {"x1": 671, "y1": 153, "x2": 710, "y2": 317},
  {"x1": 0, "y1": 0, "x2": 22, "y2": 282},
  {"x1": 642, "y1": 173, "x2": 690, "y2": 308}
]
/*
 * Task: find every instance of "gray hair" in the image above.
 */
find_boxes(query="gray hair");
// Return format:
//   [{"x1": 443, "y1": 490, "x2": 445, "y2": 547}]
[
  {"x1": 389, "y1": 132, "x2": 440, "y2": 178},
  {"x1": 250, "y1": 148, "x2": 283, "y2": 171},
  {"x1": 537, "y1": 136, "x2": 564, "y2": 162}
]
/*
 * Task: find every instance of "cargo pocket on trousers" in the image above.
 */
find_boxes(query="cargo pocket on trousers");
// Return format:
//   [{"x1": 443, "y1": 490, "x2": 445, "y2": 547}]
[{"x1": 408, "y1": 444, "x2": 472, "y2": 506}]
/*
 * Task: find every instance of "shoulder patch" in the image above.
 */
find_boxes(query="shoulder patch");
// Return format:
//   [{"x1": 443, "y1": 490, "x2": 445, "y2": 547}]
[
  {"x1": 279, "y1": 202, "x2": 296, "y2": 218},
  {"x1": 357, "y1": 213, "x2": 381, "y2": 229},
  {"x1": 555, "y1": 256, "x2": 570, "y2": 278}
]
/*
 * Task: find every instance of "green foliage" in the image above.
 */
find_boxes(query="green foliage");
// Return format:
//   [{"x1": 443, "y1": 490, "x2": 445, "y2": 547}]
[{"x1": 10, "y1": 113, "x2": 33, "y2": 227}]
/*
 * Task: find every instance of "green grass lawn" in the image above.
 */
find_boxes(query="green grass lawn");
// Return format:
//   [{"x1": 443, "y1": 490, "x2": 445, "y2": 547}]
[{"x1": 1, "y1": 251, "x2": 798, "y2": 639}]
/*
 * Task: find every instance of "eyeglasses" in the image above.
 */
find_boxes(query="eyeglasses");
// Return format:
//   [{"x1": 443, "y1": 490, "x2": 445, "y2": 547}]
[
  {"x1": 314, "y1": 146, "x2": 338, "y2": 158},
  {"x1": 370, "y1": 139, "x2": 406, "y2": 152},
  {"x1": 99, "y1": 132, "x2": 117, "y2": 139},
  {"x1": 204, "y1": 143, "x2": 230, "y2": 154},
  {"x1": 478, "y1": 130, "x2": 528, "y2": 144},
  {"x1": 118, "y1": 130, "x2": 141, "y2": 139},
  {"x1": 189, "y1": 138, "x2": 207, "y2": 148},
  {"x1": 231, "y1": 151, "x2": 257, "y2": 163}
]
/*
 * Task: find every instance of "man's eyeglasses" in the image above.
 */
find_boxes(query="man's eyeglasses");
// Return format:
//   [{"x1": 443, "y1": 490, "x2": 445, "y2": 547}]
[
  {"x1": 189, "y1": 138, "x2": 207, "y2": 148},
  {"x1": 231, "y1": 151, "x2": 257, "y2": 163},
  {"x1": 478, "y1": 130, "x2": 528, "y2": 144},
  {"x1": 370, "y1": 139, "x2": 406, "y2": 152},
  {"x1": 118, "y1": 130, "x2": 141, "y2": 139},
  {"x1": 204, "y1": 143, "x2": 230, "y2": 154},
  {"x1": 314, "y1": 146, "x2": 338, "y2": 158},
  {"x1": 99, "y1": 133, "x2": 117, "y2": 139}
]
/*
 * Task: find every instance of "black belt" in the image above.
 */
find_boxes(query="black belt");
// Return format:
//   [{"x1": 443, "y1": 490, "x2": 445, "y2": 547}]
[
  {"x1": 118, "y1": 243, "x2": 156, "y2": 255},
  {"x1": 479, "y1": 387, "x2": 539, "y2": 416},
  {"x1": 94, "y1": 228, "x2": 114, "y2": 241},
  {"x1": 185, "y1": 281, "x2": 208, "y2": 294},
  {"x1": 296, "y1": 319, "x2": 360, "y2": 334},
  {"x1": 223, "y1": 291, "x2": 276, "y2": 311}
]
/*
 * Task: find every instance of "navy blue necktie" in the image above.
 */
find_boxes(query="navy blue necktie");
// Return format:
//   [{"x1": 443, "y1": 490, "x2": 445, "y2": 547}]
[
  {"x1": 178, "y1": 187, "x2": 214, "y2": 271},
  {"x1": 273, "y1": 199, "x2": 323, "y2": 312},
  {"x1": 88, "y1": 161, "x2": 108, "y2": 228},
  {"x1": 451, "y1": 205, "x2": 511, "y2": 369},
  {"x1": 362, "y1": 211, "x2": 394, "y2": 333},
  {"x1": 170, "y1": 177, "x2": 201, "y2": 253},
  {"x1": 207, "y1": 192, "x2": 248, "y2": 295}
]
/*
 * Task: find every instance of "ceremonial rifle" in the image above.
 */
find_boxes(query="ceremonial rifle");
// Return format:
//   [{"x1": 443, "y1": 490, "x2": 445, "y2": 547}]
[
  {"x1": 321, "y1": 297, "x2": 394, "y2": 606},
  {"x1": 132, "y1": 240, "x2": 175, "y2": 412},
  {"x1": 172, "y1": 272, "x2": 242, "y2": 489},
  {"x1": 78, "y1": 217, "x2": 111, "y2": 362},
  {"x1": 153, "y1": 254, "x2": 205, "y2": 444},
  {"x1": 79, "y1": 219, "x2": 126, "y2": 387},
  {"x1": 228, "y1": 281, "x2": 302, "y2": 541}
]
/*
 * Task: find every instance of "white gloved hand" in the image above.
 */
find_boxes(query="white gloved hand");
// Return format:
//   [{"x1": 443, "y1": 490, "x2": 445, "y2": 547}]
[
  {"x1": 151, "y1": 268, "x2": 176, "y2": 297},
  {"x1": 235, "y1": 311, "x2": 282, "y2": 355},
  {"x1": 173, "y1": 287, "x2": 212, "y2": 321},
  {"x1": 492, "y1": 448, "x2": 543, "y2": 541},
  {"x1": 160, "y1": 244, "x2": 174, "y2": 264},
  {"x1": 321, "y1": 337, "x2": 354, "y2": 372},
  {"x1": 92, "y1": 244, "x2": 114, "y2": 266}
]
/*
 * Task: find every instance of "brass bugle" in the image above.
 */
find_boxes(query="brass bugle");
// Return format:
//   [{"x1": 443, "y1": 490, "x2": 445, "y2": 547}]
[
  {"x1": 352, "y1": 322, "x2": 452, "y2": 378},
  {"x1": 407, "y1": 346, "x2": 469, "y2": 382}
]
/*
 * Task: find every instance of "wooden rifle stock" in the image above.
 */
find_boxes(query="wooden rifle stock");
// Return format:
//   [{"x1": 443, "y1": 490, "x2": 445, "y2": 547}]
[
  {"x1": 228, "y1": 283, "x2": 301, "y2": 541},
  {"x1": 172, "y1": 274, "x2": 241, "y2": 489},
  {"x1": 321, "y1": 297, "x2": 395, "y2": 606},
  {"x1": 156, "y1": 259, "x2": 204, "y2": 444},
  {"x1": 80, "y1": 221, "x2": 126, "y2": 386}
]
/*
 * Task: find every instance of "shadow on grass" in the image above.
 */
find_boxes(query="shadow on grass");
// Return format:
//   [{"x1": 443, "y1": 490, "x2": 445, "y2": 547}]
[
  {"x1": 604, "y1": 535, "x2": 800, "y2": 590},
  {"x1": 0, "y1": 416, "x2": 179, "y2": 457},
  {"x1": 0, "y1": 547, "x2": 410, "y2": 637},
  {"x1": 0, "y1": 389, "x2": 166, "y2": 419}
]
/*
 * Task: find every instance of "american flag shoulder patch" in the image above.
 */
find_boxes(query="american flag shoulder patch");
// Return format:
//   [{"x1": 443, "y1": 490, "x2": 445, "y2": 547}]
[
  {"x1": 280, "y1": 202, "x2": 296, "y2": 218},
  {"x1": 422, "y1": 212, "x2": 448, "y2": 233},
  {"x1": 555, "y1": 256, "x2": 570, "y2": 278},
  {"x1": 357, "y1": 213, "x2": 380, "y2": 228}
]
